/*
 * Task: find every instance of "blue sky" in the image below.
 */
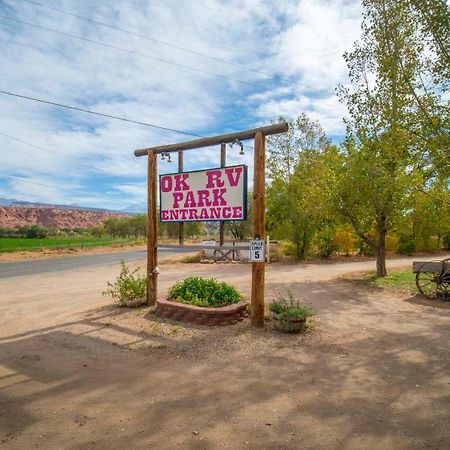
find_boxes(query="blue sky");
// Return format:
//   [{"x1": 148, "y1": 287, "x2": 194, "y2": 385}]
[{"x1": 0, "y1": 0, "x2": 362, "y2": 210}]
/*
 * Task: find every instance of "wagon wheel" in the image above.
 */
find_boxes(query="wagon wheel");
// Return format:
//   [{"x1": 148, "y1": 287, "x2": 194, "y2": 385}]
[
  {"x1": 436, "y1": 274, "x2": 450, "y2": 300},
  {"x1": 415, "y1": 271, "x2": 439, "y2": 299}
]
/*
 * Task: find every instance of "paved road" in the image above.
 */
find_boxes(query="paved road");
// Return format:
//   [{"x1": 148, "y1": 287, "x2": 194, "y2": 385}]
[{"x1": 0, "y1": 248, "x2": 194, "y2": 279}]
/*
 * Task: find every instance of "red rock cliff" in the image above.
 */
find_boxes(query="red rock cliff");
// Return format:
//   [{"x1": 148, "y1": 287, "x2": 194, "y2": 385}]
[{"x1": 0, "y1": 207, "x2": 128, "y2": 229}]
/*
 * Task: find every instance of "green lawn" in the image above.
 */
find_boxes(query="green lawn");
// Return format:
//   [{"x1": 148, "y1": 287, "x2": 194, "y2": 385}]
[
  {"x1": 0, "y1": 237, "x2": 141, "y2": 253},
  {"x1": 366, "y1": 269, "x2": 417, "y2": 295}
]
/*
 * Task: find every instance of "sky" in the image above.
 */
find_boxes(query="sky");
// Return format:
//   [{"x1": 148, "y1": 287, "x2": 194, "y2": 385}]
[{"x1": 0, "y1": 0, "x2": 362, "y2": 211}]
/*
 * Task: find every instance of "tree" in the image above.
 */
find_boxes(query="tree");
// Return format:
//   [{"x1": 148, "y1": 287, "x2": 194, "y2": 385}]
[
  {"x1": 337, "y1": 0, "x2": 449, "y2": 276},
  {"x1": 129, "y1": 214, "x2": 147, "y2": 238},
  {"x1": 266, "y1": 115, "x2": 338, "y2": 259},
  {"x1": 20, "y1": 224, "x2": 48, "y2": 239},
  {"x1": 90, "y1": 224, "x2": 106, "y2": 238},
  {"x1": 104, "y1": 217, "x2": 120, "y2": 238}
]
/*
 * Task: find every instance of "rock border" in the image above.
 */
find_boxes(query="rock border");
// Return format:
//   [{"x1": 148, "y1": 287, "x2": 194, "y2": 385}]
[{"x1": 155, "y1": 299, "x2": 248, "y2": 326}]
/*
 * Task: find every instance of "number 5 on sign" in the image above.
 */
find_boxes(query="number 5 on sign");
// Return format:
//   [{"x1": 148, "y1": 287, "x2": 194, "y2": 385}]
[{"x1": 250, "y1": 240, "x2": 265, "y2": 262}]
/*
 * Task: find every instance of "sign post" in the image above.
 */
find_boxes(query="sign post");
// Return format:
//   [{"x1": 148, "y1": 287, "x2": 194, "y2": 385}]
[
  {"x1": 135, "y1": 123, "x2": 288, "y2": 326},
  {"x1": 147, "y1": 151, "x2": 158, "y2": 305},
  {"x1": 219, "y1": 143, "x2": 226, "y2": 246},
  {"x1": 251, "y1": 131, "x2": 266, "y2": 327}
]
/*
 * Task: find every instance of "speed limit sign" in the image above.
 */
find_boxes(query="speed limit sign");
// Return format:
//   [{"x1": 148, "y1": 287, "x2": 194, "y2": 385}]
[{"x1": 249, "y1": 239, "x2": 265, "y2": 262}]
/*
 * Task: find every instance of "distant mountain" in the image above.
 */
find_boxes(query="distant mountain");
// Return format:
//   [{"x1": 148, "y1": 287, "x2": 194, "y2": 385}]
[
  {"x1": 9, "y1": 200, "x2": 129, "y2": 215},
  {"x1": 122, "y1": 203, "x2": 147, "y2": 213},
  {"x1": 0, "y1": 197, "x2": 15, "y2": 206}
]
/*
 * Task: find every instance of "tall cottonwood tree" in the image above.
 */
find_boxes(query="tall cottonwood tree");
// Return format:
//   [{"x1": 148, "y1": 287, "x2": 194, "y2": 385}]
[
  {"x1": 266, "y1": 115, "x2": 338, "y2": 259},
  {"x1": 337, "y1": 0, "x2": 449, "y2": 276}
]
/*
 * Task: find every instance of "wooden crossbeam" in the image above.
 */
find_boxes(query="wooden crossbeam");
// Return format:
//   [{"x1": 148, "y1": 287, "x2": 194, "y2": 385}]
[{"x1": 134, "y1": 122, "x2": 288, "y2": 156}]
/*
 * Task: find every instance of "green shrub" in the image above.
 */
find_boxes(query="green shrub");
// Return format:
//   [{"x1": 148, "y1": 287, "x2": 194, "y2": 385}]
[
  {"x1": 444, "y1": 234, "x2": 450, "y2": 251},
  {"x1": 357, "y1": 238, "x2": 376, "y2": 256},
  {"x1": 314, "y1": 228, "x2": 337, "y2": 258},
  {"x1": 416, "y1": 237, "x2": 440, "y2": 252},
  {"x1": 103, "y1": 261, "x2": 146, "y2": 306},
  {"x1": 168, "y1": 277, "x2": 241, "y2": 307},
  {"x1": 398, "y1": 235, "x2": 416, "y2": 255},
  {"x1": 19, "y1": 224, "x2": 48, "y2": 239},
  {"x1": 269, "y1": 293, "x2": 313, "y2": 320},
  {"x1": 270, "y1": 293, "x2": 313, "y2": 333}
]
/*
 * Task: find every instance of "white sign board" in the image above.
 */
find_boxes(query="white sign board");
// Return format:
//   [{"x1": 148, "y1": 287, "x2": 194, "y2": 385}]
[
  {"x1": 249, "y1": 239, "x2": 265, "y2": 262},
  {"x1": 159, "y1": 165, "x2": 247, "y2": 222}
]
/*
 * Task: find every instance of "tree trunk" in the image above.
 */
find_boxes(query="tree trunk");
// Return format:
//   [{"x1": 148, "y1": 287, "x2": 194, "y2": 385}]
[
  {"x1": 376, "y1": 222, "x2": 387, "y2": 277},
  {"x1": 296, "y1": 240, "x2": 301, "y2": 260}
]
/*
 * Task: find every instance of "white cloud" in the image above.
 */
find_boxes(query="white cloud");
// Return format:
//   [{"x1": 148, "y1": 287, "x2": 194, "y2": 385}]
[{"x1": 0, "y1": 0, "x2": 361, "y2": 208}]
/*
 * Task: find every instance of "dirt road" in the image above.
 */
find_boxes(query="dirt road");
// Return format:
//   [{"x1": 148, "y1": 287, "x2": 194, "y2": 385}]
[{"x1": 0, "y1": 257, "x2": 449, "y2": 449}]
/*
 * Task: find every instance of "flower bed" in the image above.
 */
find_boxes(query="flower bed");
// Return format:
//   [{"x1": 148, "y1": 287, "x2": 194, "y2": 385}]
[
  {"x1": 156, "y1": 277, "x2": 247, "y2": 325},
  {"x1": 156, "y1": 298, "x2": 248, "y2": 326}
]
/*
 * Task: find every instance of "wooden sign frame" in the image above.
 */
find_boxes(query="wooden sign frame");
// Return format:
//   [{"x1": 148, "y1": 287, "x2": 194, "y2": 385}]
[{"x1": 134, "y1": 122, "x2": 288, "y2": 327}]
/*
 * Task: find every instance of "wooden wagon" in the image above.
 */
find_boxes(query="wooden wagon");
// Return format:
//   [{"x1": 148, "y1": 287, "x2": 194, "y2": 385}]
[{"x1": 413, "y1": 258, "x2": 450, "y2": 299}]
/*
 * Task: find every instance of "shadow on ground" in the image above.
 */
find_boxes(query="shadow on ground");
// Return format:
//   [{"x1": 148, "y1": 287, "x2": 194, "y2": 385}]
[{"x1": 1, "y1": 279, "x2": 449, "y2": 449}]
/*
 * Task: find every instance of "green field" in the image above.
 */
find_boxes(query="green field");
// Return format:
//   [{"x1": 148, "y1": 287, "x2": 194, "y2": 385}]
[{"x1": 0, "y1": 237, "x2": 142, "y2": 253}]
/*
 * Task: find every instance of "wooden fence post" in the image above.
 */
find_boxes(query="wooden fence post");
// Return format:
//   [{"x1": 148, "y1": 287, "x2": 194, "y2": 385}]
[
  {"x1": 251, "y1": 131, "x2": 265, "y2": 327},
  {"x1": 178, "y1": 150, "x2": 184, "y2": 245},
  {"x1": 147, "y1": 151, "x2": 158, "y2": 305},
  {"x1": 219, "y1": 143, "x2": 226, "y2": 247}
]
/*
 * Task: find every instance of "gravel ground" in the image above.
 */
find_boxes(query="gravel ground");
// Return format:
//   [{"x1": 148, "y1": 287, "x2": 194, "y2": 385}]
[{"x1": 0, "y1": 256, "x2": 449, "y2": 449}]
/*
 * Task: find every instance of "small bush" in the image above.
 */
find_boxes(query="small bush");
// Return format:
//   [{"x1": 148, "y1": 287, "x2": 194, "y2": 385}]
[
  {"x1": 270, "y1": 241, "x2": 296, "y2": 261},
  {"x1": 416, "y1": 237, "x2": 440, "y2": 252},
  {"x1": 398, "y1": 235, "x2": 416, "y2": 255},
  {"x1": 333, "y1": 227, "x2": 358, "y2": 255},
  {"x1": 270, "y1": 293, "x2": 313, "y2": 320},
  {"x1": 314, "y1": 228, "x2": 337, "y2": 258},
  {"x1": 168, "y1": 277, "x2": 241, "y2": 307},
  {"x1": 103, "y1": 261, "x2": 146, "y2": 306},
  {"x1": 444, "y1": 234, "x2": 450, "y2": 251},
  {"x1": 385, "y1": 234, "x2": 399, "y2": 253},
  {"x1": 270, "y1": 293, "x2": 313, "y2": 333}
]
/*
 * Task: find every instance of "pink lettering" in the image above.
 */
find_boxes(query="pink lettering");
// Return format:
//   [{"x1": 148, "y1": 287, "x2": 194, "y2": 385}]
[
  {"x1": 206, "y1": 170, "x2": 225, "y2": 188},
  {"x1": 199, "y1": 209, "x2": 209, "y2": 220},
  {"x1": 209, "y1": 207, "x2": 220, "y2": 219},
  {"x1": 174, "y1": 174, "x2": 190, "y2": 191},
  {"x1": 160, "y1": 175, "x2": 172, "y2": 192},
  {"x1": 172, "y1": 192, "x2": 183, "y2": 208},
  {"x1": 180, "y1": 209, "x2": 188, "y2": 220},
  {"x1": 169, "y1": 210, "x2": 179, "y2": 220},
  {"x1": 197, "y1": 190, "x2": 211, "y2": 207},
  {"x1": 225, "y1": 167, "x2": 243, "y2": 187},
  {"x1": 188, "y1": 209, "x2": 199, "y2": 220},
  {"x1": 212, "y1": 188, "x2": 226, "y2": 206},
  {"x1": 232, "y1": 206, "x2": 243, "y2": 219},
  {"x1": 184, "y1": 191, "x2": 196, "y2": 208},
  {"x1": 222, "y1": 207, "x2": 232, "y2": 219},
  {"x1": 161, "y1": 210, "x2": 169, "y2": 220}
]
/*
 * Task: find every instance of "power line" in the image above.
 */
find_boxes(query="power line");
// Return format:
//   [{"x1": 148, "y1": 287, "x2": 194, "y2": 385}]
[
  {"x1": 0, "y1": 131, "x2": 60, "y2": 157},
  {"x1": 22, "y1": 0, "x2": 270, "y2": 77},
  {"x1": 0, "y1": 90, "x2": 254, "y2": 150},
  {"x1": 0, "y1": 173, "x2": 74, "y2": 190},
  {"x1": 0, "y1": 15, "x2": 260, "y2": 89},
  {"x1": 21, "y1": 0, "x2": 335, "y2": 88},
  {"x1": 0, "y1": 90, "x2": 203, "y2": 138},
  {"x1": 0, "y1": 131, "x2": 113, "y2": 172}
]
